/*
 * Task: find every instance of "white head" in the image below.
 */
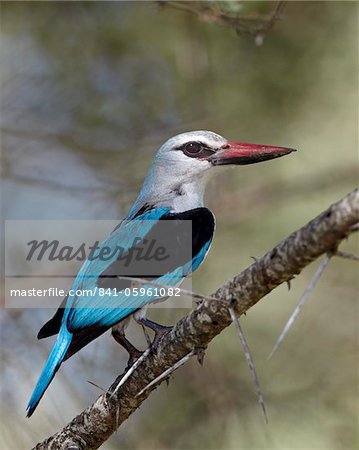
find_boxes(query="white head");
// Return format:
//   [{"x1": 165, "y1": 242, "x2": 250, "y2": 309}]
[{"x1": 130, "y1": 130, "x2": 295, "y2": 215}]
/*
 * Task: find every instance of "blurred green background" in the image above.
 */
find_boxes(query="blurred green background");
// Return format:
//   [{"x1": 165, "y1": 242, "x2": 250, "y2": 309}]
[{"x1": 0, "y1": 1, "x2": 358, "y2": 449}]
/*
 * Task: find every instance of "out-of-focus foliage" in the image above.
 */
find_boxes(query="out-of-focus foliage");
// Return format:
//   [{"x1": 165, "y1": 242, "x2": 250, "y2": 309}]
[{"x1": 0, "y1": 2, "x2": 357, "y2": 449}]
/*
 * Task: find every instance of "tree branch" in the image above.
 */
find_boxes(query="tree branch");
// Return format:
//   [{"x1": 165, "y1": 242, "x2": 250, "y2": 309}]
[
  {"x1": 158, "y1": 1, "x2": 287, "y2": 39},
  {"x1": 32, "y1": 188, "x2": 358, "y2": 450}
]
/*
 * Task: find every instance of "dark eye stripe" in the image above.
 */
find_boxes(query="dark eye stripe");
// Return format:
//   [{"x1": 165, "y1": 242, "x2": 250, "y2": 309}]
[{"x1": 176, "y1": 141, "x2": 216, "y2": 159}]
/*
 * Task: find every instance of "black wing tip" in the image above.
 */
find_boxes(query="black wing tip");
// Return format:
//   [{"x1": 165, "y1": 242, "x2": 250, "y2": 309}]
[
  {"x1": 26, "y1": 405, "x2": 35, "y2": 418},
  {"x1": 37, "y1": 322, "x2": 54, "y2": 339},
  {"x1": 37, "y1": 328, "x2": 47, "y2": 340}
]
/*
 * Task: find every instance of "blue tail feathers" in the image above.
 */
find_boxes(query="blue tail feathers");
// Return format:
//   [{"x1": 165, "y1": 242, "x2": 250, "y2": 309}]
[{"x1": 27, "y1": 327, "x2": 72, "y2": 417}]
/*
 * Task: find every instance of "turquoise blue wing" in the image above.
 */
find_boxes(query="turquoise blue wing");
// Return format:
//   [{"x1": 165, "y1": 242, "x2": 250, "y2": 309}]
[{"x1": 64, "y1": 207, "x2": 214, "y2": 331}]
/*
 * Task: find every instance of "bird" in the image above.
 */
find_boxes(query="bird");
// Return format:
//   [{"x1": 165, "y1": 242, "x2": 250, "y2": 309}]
[{"x1": 27, "y1": 130, "x2": 295, "y2": 417}]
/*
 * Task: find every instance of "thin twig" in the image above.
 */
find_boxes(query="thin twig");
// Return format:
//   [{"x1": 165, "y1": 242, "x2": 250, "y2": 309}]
[
  {"x1": 228, "y1": 307, "x2": 268, "y2": 423},
  {"x1": 259, "y1": 1, "x2": 287, "y2": 33},
  {"x1": 268, "y1": 254, "x2": 331, "y2": 359},
  {"x1": 160, "y1": 0, "x2": 287, "y2": 37},
  {"x1": 335, "y1": 250, "x2": 359, "y2": 261},
  {"x1": 86, "y1": 380, "x2": 110, "y2": 395},
  {"x1": 136, "y1": 350, "x2": 195, "y2": 397},
  {"x1": 111, "y1": 348, "x2": 151, "y2": 397}
]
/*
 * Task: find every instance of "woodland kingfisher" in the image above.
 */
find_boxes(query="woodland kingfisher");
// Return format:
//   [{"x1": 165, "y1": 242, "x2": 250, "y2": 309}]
[{"x1": 27, "y1": 130, "x2": 295, "y2": 416}]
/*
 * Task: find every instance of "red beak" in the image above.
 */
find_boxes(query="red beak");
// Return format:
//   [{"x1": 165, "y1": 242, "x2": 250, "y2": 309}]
[{"x1": 208, "y1": 141, "x2": 296, "y2": 166}]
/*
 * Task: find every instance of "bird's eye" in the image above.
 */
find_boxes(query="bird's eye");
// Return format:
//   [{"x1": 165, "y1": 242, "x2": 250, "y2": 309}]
[{"x1": 183, "y1": 142, "x2": 202, "y2": 157}]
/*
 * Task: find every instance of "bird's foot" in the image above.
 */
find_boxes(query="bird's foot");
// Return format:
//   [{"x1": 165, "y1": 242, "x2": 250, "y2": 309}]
[
  {"x1": 127, "y1": 351, "x2": 144, "y2": 369},
  {"x1": 136, "y1": 317, "x2": 173, "y2": 350},
  {"x1": 111, "y1": 328, "x2": 143, "y2": 368},
  {"x1": 152, "y1": 324, "x2": 173, "y2": 349}
]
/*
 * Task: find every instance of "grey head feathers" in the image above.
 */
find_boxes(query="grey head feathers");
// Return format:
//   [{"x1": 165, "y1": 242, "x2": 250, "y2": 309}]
[{"x1": 129, "y1": 130, "x2": 228, "y2": 215}]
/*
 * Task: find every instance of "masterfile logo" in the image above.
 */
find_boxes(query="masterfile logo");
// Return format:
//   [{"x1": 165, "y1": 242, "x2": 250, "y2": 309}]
[
  {"x1": 26, "y1": 236, "x2": 170, "y2": 264},
  {"x1": 5, "y1": 220, "x2": 194, "y2": 309}
]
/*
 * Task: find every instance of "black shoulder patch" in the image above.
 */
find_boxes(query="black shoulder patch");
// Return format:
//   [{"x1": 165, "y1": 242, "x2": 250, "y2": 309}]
[{"x1": 98, "y1": 207, "x2": 215, "y2": 291}]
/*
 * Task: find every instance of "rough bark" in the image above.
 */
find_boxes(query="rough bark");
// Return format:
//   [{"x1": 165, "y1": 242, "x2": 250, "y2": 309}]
[{"x1": 32, "y1": 188, "x2": 358, "y2": 450}]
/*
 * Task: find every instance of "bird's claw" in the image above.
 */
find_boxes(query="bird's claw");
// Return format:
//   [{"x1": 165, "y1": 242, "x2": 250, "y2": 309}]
[
  {"x1": 194, "y1": 346, "x2": 207, "y2": 365},
  {"x1": 126, "y1": 349, "x2": 144, "y2": 369}
]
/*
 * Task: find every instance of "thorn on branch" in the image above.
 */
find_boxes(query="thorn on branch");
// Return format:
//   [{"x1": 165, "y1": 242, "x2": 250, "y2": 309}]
[
  {"x1": 136, "y1": 350, "x2": 195, "y2": 397},
  {"x1": 268, "y1": 254, "x2": 331, "y2": 359},
  {"x1": 194, "y1": 346, "x2": 207, "y2": 365},
  {"x1": 286, "y1": 276, "x2": 295, "y2": 291},
  {"x1": 228, "y1": 307, "x2": 268, "y2": 423},
  {"x1": 87, "y1": 380, "x2": 110, "y2": 395},
  {"x1": 111, "y1": 348, "x2": 151, "y2": 398},
  {"x1": 335, "y1": 250, "x2": 359, "y2": 261}
]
